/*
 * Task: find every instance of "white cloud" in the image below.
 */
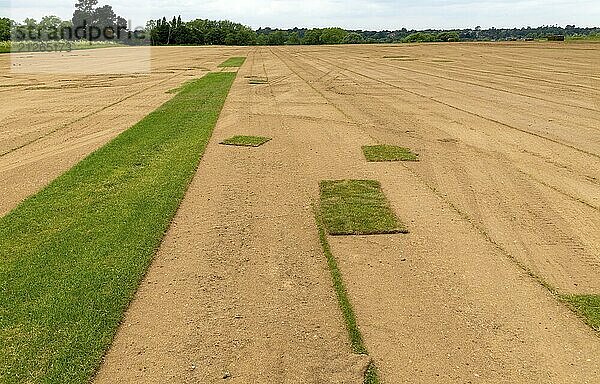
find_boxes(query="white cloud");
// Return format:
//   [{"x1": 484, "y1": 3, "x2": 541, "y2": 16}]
[{"x1": 4, "y1": 0, "x2": 600, "y2": 29}]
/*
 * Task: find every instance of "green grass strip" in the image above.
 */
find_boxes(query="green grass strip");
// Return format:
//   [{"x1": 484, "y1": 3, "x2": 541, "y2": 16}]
[
  {"x1": 364, "y1": 361, "x2": 380, "y2": 384},
  {"x1": 362, "y1": 145, "x2": 418, "y2": 162},
  {"x1": 314, "y1": 207, "x2": 367, "y2": 354},
  {"x1": 319, "y1": 180, "x2": 408, "y2": 235},
  {"x1": 218, "y1": 56, "x2": 246, "y2": 67},
  {"x1": 0, "y1": 71, "x2": 236, "y2": 383},
  {"x1": 220, "y1": 135, "x2": 271, "y2": 147},
  {"x1": 561, "y1": 295, "x2": 600, "y2": 331},
  {"x1": 314, "y1": 206, "x2": 380, "y2": 384}
]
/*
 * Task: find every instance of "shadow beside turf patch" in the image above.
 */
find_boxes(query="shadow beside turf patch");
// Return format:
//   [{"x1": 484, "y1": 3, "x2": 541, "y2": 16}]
[
  {"x1": 218, "y1": 57, "x2": 246, "y2": 67},
  {"x1": 220, "y1": 135, "x2": 271, "y2": 147},
  {"x1": 363, "y1": 145, "x2": 418, "y2": 162},
  {"x1": 319, "y1": 180, "x2": 408, "y2": 235}
]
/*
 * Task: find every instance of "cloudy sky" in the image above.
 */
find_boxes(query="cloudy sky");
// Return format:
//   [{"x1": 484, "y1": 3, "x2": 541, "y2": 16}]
[{"x1": 3, "y1": 0, "x2": 600, "y2": 30}]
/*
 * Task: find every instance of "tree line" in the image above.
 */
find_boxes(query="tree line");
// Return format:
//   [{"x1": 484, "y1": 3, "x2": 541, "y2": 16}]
[
  {"x1": 253, "y1": 25, "x2": 599, "y2": 44},
  {"x1": 1, "y1": 12, "x2": 599, "y2": 45},
  {"x1": 148, "y1": 17, "x2": 256, "y2": 45},
  {"x1": 139, "y1": 20, "x2": 600, "y2": 45},
  {"x1": 6, "y1": 0, "x2": 144, "y2": 44}
]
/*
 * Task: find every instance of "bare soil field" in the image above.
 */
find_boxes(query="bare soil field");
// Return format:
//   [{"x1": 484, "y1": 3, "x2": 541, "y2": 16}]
[
  {"x1": 2, "y1": 43, "x2": 599, "y2": 382},
  {"x1": 0, "y1": 46, "x2": 249, "y2": 215}
]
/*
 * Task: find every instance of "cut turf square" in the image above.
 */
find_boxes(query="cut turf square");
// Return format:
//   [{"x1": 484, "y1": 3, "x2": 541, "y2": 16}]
[
  {"x1": 362, "y1": 145, "x2": 418, "y2": 162},
  {"x1": 319, "y1": 179, "x2": 408, "y2": 235},
  {"x1": 561, "y1": 294, "x2": 600, "y2": 330},
  {"x1": 248, "y1": 76, "x2": 268, "y2": 84},
  {"x1": 218, "y1": 57, "x2": 246, "y2": 67},
  {"x1": 220, "y1": 135, "x2": 272, "y2": 147}
]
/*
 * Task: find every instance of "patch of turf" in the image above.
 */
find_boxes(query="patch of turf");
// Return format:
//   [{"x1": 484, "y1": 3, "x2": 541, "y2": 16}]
[
  {"x1": 319, "y1": 180, "x2": 408, "y2": 235},
  {"x1": 218, "y1": 56, "x2": 246, "y2": 67},
  {"x1": 561, "y1": 295, "x2": 600, "y2": 331},
  {"x1": 362, "y1": 145, "x2": 418, "y2": 162},
  {"x1": 0, "y1": 71, "x2": 236, "y2": 383},
  {"x1": 248, "y1": 76, "x2": 268, "y2": 85},
  {"x1": 220, "y1": 135, "x2": 271, "y2": 147}
]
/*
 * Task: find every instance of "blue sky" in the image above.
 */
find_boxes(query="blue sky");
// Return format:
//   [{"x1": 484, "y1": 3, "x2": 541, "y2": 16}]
[{"x1": 3, "y1": 0, "x2": 600, "y2": 30}]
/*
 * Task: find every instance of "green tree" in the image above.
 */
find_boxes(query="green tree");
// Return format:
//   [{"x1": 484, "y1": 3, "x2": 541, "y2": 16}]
[
  {"x1": 72, "y1": 0, "x2": 97, "y2": 30},
  {"x1": 267, "y1": 30, "x2": 287, "y2": 45},
  {"x1": 302, "y1": 28, "x2": 322, "y2": 44},
  {"x1": 257, "y1": 34, "x2": 268, "y2": 45},
  {"x1": 403, "y1": 32, "x2": 436, "y2": 43},
  {"x1": 320, "y1": 27, "x2": 347, "y2": 44},
  {"x1": 437, "y1": 31, "x2": 459, "y2": 42},
  {"x1": 342, "y1": 32, "x2": 364, "y2": 44},
  {"x1": 0, "y1": 18, "x2": 12, "y2": 41},
  {"x1": 286, "y1": 31, "x2": 301, "y2": 45}
]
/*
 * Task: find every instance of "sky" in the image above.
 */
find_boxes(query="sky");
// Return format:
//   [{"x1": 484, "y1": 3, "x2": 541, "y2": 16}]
[{"x1": 2, "y1": 0, "x2": 600, "y2": 30}]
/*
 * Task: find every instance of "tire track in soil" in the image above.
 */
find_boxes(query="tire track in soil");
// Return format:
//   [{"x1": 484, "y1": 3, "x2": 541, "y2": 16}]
[
  {"x1": 272, "y1": 46, "x2": 600, "y2": 292},
  {"x1": 269, "y1": 46, "x2": 600, "y2": 383},
  {"x1": 296, "y1": 50, "x2": 600, "y2": 160},
  {"x1": 290, "y1": 48, "x2": 600, "y2": 208},
  {"x1": 0, "y1": 70, "x2": 187, "y2": 158},
  {"x1": 296, "y1": 50, "x2": 600, "y2": 210}
]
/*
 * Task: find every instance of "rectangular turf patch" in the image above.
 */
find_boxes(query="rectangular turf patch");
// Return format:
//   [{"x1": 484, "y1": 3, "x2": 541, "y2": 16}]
[
  {"x1": 562, "y1": 294, "x2": 600, "y2": 331},
  {"x1": 247, "y1": 76, "x2": 268, "y2": 84},
  {"x1": 362, "y1": 145, "x2": 418, "y2": 162},
  {"x1": 220, "y1": 135, "x2": 271, "y2": 147},
  {"x1": 218, "y1": 57, "x2": 246, "y2": 67},
  {"x1": 0, "y1": 72, "x2": 236, "y2": 383},
  {"x1": 319, "y1": 180, "x2": 408, "y2": 235}
]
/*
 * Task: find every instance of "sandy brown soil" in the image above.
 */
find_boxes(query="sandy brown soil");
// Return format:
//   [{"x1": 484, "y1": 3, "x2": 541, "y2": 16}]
[
  {"x1": 279, "y1": 42, "x2": 600, "y2": 294},
  {"x1": 93, "y1": 48, "x2": 369, "y2": 383},
  {"x1": 2, "y1": 43, "x2": 599, "y2": 382}
]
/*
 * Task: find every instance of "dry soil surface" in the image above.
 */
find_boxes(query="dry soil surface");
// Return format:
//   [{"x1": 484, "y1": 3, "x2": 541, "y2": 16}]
[
  {"x1": 2, "y1": 43, "x2": 599, "y2": 383},
  {"x1": 0, "y1": 46, "x2": 248, "y2": 215}
]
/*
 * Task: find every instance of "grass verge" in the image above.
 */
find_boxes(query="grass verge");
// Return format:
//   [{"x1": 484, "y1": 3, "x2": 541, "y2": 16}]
[
  {"x1": 319, "y1": 180, "x2": 408, "y2": 235},
  {"x1": 314, "y1": 206, "x2": 380, "y2": 384},
  {"x1": 362, "y1": 145, "x2": 418, "y2": 162},
  {"x1": 220, "y1": 135, "x2": 271, "y2": 147},
  {"x1": 561, "y1": 295, "x2": 600, "y2": 331},
  {"x1": 218, "y1": 56, "x2": 246, "y2": 67},
  {"x1": 0, "y1": 71, "x2": 236, "y2": 383}
]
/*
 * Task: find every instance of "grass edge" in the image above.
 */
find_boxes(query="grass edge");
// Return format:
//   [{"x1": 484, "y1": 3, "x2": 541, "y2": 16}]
[
  {"x1": 88, "y1": 71, "x2": 238, "y2": 381},
  {"x1": 312, "y1": 203, "x2": 381, "y2": 384}
]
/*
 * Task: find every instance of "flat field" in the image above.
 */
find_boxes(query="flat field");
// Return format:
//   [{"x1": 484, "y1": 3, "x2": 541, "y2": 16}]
[{"x1": 1, "y1": 42, "x2": 599, "y2": 383}]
